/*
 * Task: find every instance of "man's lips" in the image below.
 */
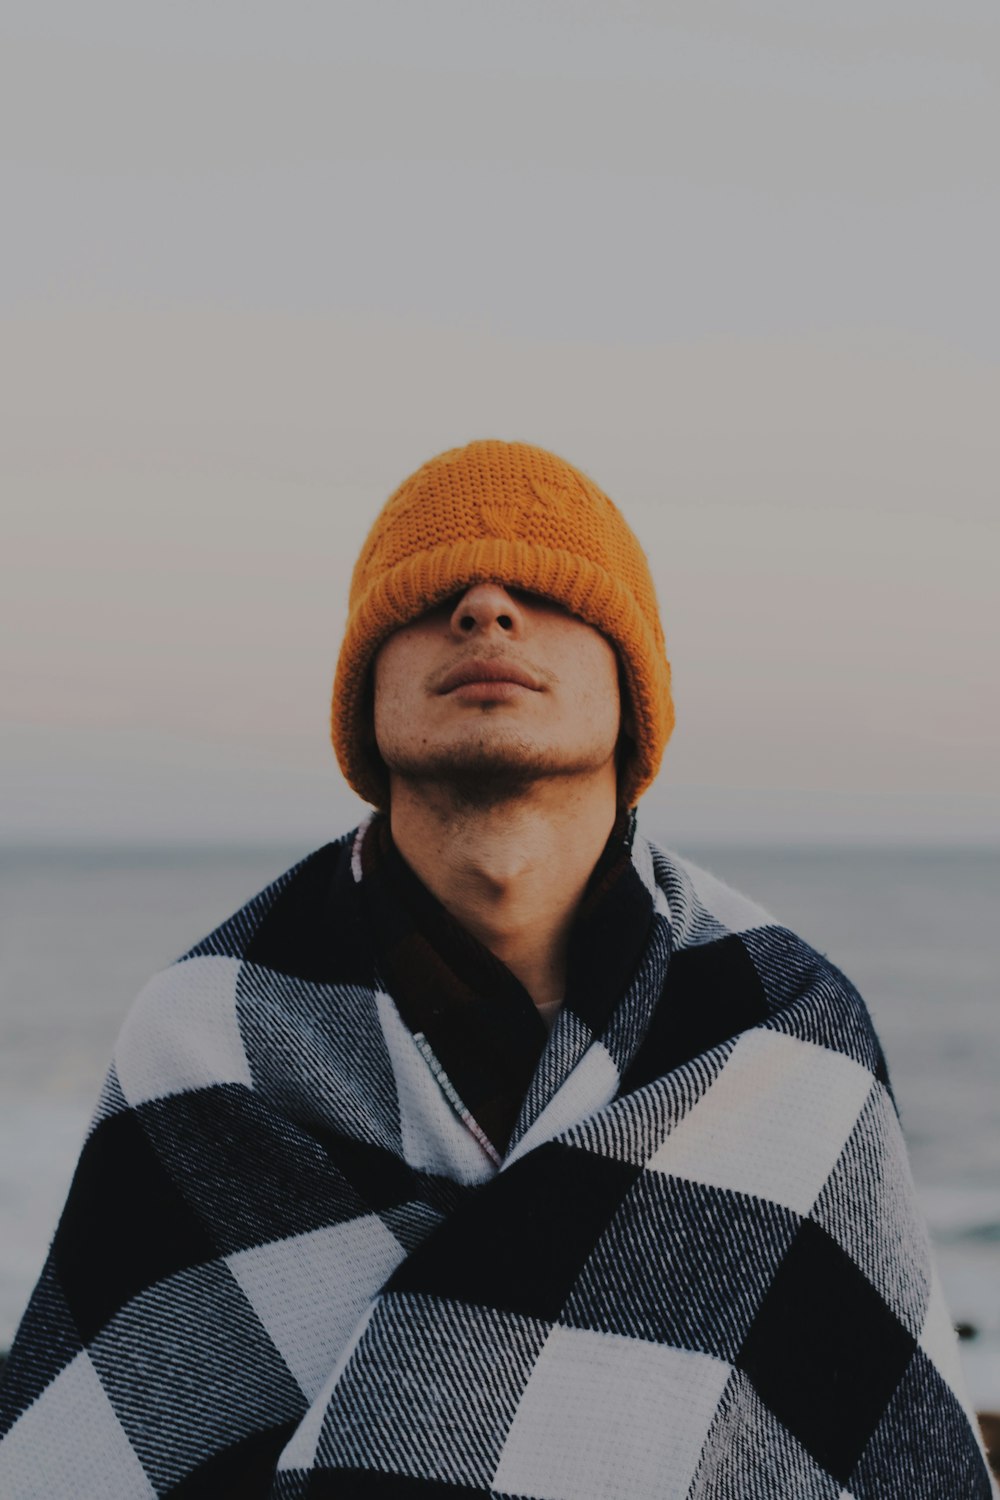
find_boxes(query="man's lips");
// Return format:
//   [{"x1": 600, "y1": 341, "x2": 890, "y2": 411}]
[{"x1": 436, "y1": 659, "x2": 543, "y2": 695}]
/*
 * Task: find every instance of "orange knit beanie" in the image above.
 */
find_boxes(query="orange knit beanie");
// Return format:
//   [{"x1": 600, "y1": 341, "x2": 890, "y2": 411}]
[{"x1": 331, "y1": 438, "x2": 674, "y2": 809}]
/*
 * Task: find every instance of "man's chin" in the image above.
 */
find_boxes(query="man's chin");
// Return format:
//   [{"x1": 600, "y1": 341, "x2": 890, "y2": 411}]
[{"x1": 383, "y1": 743, "x2": 591, "y2": 809}]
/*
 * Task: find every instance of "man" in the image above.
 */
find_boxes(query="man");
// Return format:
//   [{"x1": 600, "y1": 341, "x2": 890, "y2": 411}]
[{"x1": 0, "y1": 439, "x2": 993, "y2": 1497}]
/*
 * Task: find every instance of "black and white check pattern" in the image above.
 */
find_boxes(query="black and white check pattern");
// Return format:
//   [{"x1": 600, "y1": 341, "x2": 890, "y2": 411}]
[{"x1": 0, "y1": 820, "x2": 993, "y2": 1497}]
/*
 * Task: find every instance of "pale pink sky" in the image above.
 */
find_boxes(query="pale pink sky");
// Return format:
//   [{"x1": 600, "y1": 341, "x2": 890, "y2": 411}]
[{"x1": 2, "y1": 1, "x2": 998, "y2": 844}]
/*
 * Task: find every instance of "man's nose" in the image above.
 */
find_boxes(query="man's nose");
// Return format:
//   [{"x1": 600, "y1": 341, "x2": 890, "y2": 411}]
[{"x1": 449, "y1": 583, "x2": 526, "y2": 639}]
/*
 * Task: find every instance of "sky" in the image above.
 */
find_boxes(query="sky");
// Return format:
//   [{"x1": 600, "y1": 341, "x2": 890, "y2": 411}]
[{"x1": 2, "y1": 0, "x2": 998, "y2": 846}]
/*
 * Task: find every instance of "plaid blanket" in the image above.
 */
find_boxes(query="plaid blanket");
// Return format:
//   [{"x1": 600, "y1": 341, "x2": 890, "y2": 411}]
[{"x1": 0, "y1": 820, "x2": 992, "y2": 1498}]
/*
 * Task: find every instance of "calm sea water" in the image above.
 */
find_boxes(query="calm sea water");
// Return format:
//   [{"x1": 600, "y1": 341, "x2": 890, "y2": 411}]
[{"x1": 2, "y1": 840, "x2": 998, "y2": 1407}]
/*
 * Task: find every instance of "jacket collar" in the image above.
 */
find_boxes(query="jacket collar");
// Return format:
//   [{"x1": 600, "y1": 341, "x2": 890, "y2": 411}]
[{"x1": 358, "y1": 808, "x2": 653, "y2": 1159}]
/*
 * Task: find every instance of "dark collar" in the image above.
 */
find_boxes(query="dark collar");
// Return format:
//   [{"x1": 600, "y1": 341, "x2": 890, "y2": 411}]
[{"x1": 358, "y1": 808, "x2": 653, "y2": 1159}]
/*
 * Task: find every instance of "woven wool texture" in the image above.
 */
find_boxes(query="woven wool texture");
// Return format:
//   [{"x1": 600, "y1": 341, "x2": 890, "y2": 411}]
[
  {"x1": 0, "y1": 823, "x2": 993, "y2": 1498},
  {"x1": 331, "y1": 438, "x2": 674, "y2": 808}
]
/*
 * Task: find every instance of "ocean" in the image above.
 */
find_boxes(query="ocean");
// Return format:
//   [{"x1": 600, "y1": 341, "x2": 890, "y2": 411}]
[{"x1": 1, "y1": 840, "x2": 998, "y2": 1411}]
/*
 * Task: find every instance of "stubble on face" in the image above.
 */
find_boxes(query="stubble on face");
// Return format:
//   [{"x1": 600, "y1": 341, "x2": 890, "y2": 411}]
[
  {"x1": 380, "y1": 718, "x2": 610, "y2": 811},
  {"x1": 371, "y1": 609, "x2": 622, "y2": 812}
]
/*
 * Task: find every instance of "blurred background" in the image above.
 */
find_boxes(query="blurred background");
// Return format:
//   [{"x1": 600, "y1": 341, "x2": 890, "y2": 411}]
[{"x1": 2, "y1": 0, "x2": 998, "y2": 1424}]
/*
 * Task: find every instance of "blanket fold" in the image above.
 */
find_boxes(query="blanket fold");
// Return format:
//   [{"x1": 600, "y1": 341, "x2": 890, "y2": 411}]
[{"x1": 0, "y1": 824, "x2": 993, "y2": 1499}]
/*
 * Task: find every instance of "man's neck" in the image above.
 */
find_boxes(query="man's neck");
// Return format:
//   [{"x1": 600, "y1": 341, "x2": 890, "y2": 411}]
[{"x1": 386, "y1": 773, "x2": 619, "y2": 1011}]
